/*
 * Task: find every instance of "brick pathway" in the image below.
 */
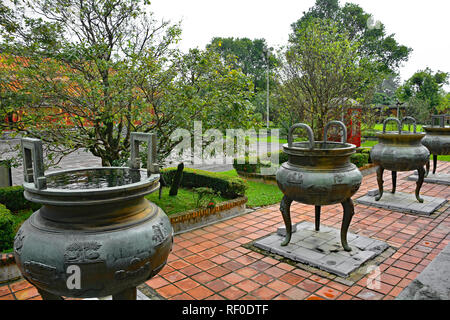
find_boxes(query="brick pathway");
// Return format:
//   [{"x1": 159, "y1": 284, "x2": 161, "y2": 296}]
[{"x1": 1, "y1": 162, "x2": 449, "y2": 300}]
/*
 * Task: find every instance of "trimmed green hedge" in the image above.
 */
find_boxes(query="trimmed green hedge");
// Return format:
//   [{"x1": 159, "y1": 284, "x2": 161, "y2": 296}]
[
  {"x1": 161, "y1": 168, "x2": 247, "y2": 199},
  {"x1": 0, "y1": 204, "x2": 14, "y2": 252},
  {"x1": 0, "y1": 186, "x2": 41, "y2": 212},
  {"x1": 232, "y1": 157, "x2": 272, "y2": 174},
  {"x1": 233, "y1": 150, "x2": 288, "y2": 174},
  {"x1": 350, "y1": 153, "x2": 370, "y2": 168}
]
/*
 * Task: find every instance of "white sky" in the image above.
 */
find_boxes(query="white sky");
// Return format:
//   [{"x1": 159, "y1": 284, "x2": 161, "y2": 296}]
[{"x1": 149, "y1": 0, "x2": 450, "y2": 90}]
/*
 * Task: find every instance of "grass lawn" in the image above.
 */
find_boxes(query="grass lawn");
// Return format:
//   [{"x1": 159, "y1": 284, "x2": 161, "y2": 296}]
[
  {"x1": 220, "y1": 169, "x2": 283, "y2": 208},
  {"x1": 145, "y1": 187, "x2": 228, "y2": 216}
]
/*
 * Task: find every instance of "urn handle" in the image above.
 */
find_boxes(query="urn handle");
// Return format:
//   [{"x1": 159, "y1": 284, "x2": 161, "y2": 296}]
[
  {"x1": 323, "y1": 120, "x2": 347, "y2": 144},
  {"x1": 431, "y1": 114, "x2": 445, "y2": 128},
  {"x1": 288, "y1": 123, "x2": 314, "y2": 149},
  {"x1": 130, "y1": 132, "x2": 158, "y2": 176},
  {"x1": 21, "y1": 138, "x2": 47, "y2": 190},
  {"x1": 401, "y1": 116, "x2": 417, "y2": 133},
  {"x1": 382, "y1": 117, "x2": 402, "y2": 134}
]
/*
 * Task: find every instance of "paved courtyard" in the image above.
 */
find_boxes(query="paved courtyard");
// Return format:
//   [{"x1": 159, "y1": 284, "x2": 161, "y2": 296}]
[{"x1": 1, "y1": 161, "x2": 449, "y2": 300}]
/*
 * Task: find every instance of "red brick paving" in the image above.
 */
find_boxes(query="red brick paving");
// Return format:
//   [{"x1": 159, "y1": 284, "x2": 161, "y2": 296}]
[{"x1": 1, "y1": 161, "x2": 449, "y2": 300}]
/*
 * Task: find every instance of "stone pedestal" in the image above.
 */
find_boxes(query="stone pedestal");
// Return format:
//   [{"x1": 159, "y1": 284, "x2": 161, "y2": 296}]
[
  {"x1": 254, "y1": 221, "x2": 389, "y2": 277},
  {"x1": 356, "y1": 191, "x2": 447, "y2": 216}
]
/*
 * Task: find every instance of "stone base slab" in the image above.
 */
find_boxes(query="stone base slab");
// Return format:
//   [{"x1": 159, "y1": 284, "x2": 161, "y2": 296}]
[
  {"x1": 397, "y1": 242, "x2": 450, "y2": 300},
  {"x1": 355, "y1": 192, "x2": 447, "y2": 216},
  {"x1": 254, "y1": 221, "x2": 389, "y2": 277},
  {"x1": 407, "y1": 172, "x2": 450, "y2": 186}
]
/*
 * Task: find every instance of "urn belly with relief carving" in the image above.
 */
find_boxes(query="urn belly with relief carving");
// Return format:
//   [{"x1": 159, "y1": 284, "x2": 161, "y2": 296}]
[{"x1": 13, "y1": 133, "x2": 172, "y2": 300}]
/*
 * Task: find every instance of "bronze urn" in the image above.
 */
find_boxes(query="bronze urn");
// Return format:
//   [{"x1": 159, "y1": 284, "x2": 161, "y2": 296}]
[
  {"x1": 276, "y1": 121, "x2": 362, "y2": 252},
  {"x1": 370, "y1": 117, "x2": 430, "y2": 203},
  {"x1": 422, "y1": 114, "x2": 450, "y2": 175},
  {"x1": 13, "y1": 133, "x2": 173, "y2": 300}
]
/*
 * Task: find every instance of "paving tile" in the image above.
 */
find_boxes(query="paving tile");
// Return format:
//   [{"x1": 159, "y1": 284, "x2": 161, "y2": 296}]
[
  {"x1": 164, "y1": 270, "x2": 187, "y2": 283},
  {"x1": 235, "y1": 279, "x2": 262, "y2": 293},
  {"x1": 315, "y1": 286, "x2": 342, "y2": 300},
  {"x1": 279, "y1": 272, "x2": 304, "y2": 286},
  {"x1": 0, "y1": 286, "x2": 11, "y2": 297},
  {"x1": 146, "y1": 276, "x2": 170, "y2": 289},
  {"x1": 10, "y1": 280, "x2": 33, "y2": 292},
  {"x1": 296, "y1": 279, "x2": 322, "y2": 293},
  {"x1": 186, "y1": 286, "x2": 214, "y2": 300},
  {"x1": 283, "y1": 287, "x2": 310, "y2": 300},
  {"x1": 222, "y1": 273, "x2": 246, "y2": 285},
  {"x1": 251, "y1": 273, "x2": 275, "y2": 286},
  {"x1": 250, "y1": 286, "x2": 278, "y2": 300},
  {"x1": 220, "y1": 286, "x2": 246, "y2": 300},
  {"x1": 266, "y1": 280, "x2": 292, "y2": 293},
  {"x1": 204, "y1": 279, "x2": 230, "y2": 292},
  {"x1": 207, "y1": 266, "x2": 231, "y2": 278},
  {"x1": 173, "y1": 278, "x2": 200, "y2": 291},
  {"x1": 0, "y1": 294, "x2": 15, "y2": 300}
]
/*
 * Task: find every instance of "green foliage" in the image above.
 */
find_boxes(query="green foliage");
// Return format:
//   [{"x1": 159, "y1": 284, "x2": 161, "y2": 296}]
[
  {"x1": 1, "y1": 1, "x2": 256, "y2": 167},
  {"x1": 232, "y1": 157, "x2": 272, "y2": 174},
  {"x1": 278, "y1": 17, "x2": 380, "y2": 139},
  {"x1": 219, "y1": 170, "x2": 283, "y2": 208},
  {"x1": 0, "y1": 186, "x2": 41, "y2": 212},
  {"x1": 397, "y1": 68, "x2": 449, "y2": 116},
  {"x1": 145, "y1": 187, "x2": 226, "y2": 216},
  {"x1": 350, "y1": 152, "x2": 369, "y2": 168},
  {"x1": 291, "y1": 0, "x2": 411, "y2": 75},
  {"x1": 0, "y1": 204, "x2": 15, "y2": 252},
  {"x1": 192, "y1": 187, "x2": 219, "y2": 209},
  {"x1": 161, "y1": 168, "x2": 247, "y2": 199},
  {"x1": 208, "y1": 37, "x2": 277, "y2": 92}
]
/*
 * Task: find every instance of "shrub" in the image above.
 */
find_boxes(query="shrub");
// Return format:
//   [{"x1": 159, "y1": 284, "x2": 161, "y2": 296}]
[
  {"x1": 0, "y1": 186, "x2": 41, "y2": 212},
  {"x1": 232, "y1": 157, "x2": 272, "y2": 174},
  {"x1": 161, "y1": 168, "x2": 247, "y2": 199},
  {"x1": 0, "y1": 204, "x2": 15, "y2": 252},
  {"x1": 192, "y1": 187, "x2": 218, "y2": 209},
  {"x1": 350, "y1": 153, "x2": 369, "y2": 168}
]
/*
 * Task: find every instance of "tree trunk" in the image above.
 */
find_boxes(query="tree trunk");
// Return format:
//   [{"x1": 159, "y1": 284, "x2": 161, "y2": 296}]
[{"x1": 169, "y1": 162, "x2": 184, "y2": 196}]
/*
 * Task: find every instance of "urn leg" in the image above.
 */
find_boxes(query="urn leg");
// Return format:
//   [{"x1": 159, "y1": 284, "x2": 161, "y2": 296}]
[
  {"x1": 433, "y1": 155, "x2": 438, "y2": 175},
  {"x1": 391, "y1": 171, "x2": 397, "y2": 194},
  {"x1": 112, "y1": 286, "x2": 137, "y2": 300},
  {"x1": 37, "y1": 288, "x2": 63, "y2": 300},
  {"x1": 425, "y1": 160, "x2": 430, "y2": 177},
  {"x1": 341, "y1": 198, "x2": 355, "y2": 252},
  {"x1": 315, "y1": 206, "x2": 321, "y2": 232},
  {"x1": 375, "y1": 166, "x2": 384, "y2": 201},
  {"x1": 280, "y1": 196, "x2": 293, "y2": 247},
  {"x1": 415, "y1": 166, "x2": 425, "y2": 203}
]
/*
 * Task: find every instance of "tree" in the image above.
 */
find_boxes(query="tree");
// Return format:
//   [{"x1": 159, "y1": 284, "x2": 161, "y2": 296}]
[
  {"x1": 131, "y1": 46, "x2": 256, "y2": 163},
  {"x1": 0, "y1": 0, "x2": 255, "y2": 167},
  {"x1": 397, "y1": 68, "x2": 449, "y2": 116},
  {"x1": 372, "y1": 74, "x2": 401, "y2": 107},
  {"x1": 291, "y1": 0, "x2": 411, "y2": 75},
  {"x1": 207, "y1": 37, "x2": 276, "y2": 92},
  {"x1": 277, "y1": 18, "x2": 379, "y2": 139},
  {"x1": 207, "y1": 37, "x2": 278, "y2": 125}
]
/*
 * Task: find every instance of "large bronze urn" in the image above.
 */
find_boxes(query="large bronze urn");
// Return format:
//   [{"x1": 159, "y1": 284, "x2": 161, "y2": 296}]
[
  {"x1": 276, "y1": 121, "x2": 362, "y2": 252},
  {"x1": 422, "y1": 114, "x2": 450, "y2": 175},
  {"x1": 13, "y1": 133, "x2": 173, "y2": 300},
  {"x1": 370, "y1": 117, "x2": 430, "y2": 203}
]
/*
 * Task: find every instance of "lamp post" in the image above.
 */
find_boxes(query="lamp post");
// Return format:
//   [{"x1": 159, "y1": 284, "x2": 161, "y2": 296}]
[{"x1": 263, "y1": 47, "x2": 271, "y2": 130}]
